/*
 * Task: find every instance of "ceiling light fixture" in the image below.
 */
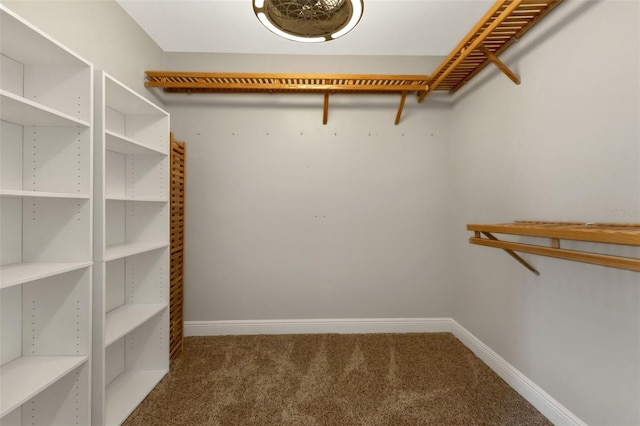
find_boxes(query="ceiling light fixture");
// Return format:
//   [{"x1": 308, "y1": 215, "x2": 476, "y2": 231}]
[{"x1": 253, "y1": 0, "x2": 364, "y2": 43}]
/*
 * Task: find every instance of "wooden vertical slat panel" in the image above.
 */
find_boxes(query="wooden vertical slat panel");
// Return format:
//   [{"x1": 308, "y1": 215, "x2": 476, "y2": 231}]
[{"x1": 170, "y1": 133, "x2": 186, "y2": 360}]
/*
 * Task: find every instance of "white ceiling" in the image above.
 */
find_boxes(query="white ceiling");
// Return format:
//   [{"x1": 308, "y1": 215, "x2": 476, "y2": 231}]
[{"x1": 116, "y1": 0, "x2": 495, "y2": 56}]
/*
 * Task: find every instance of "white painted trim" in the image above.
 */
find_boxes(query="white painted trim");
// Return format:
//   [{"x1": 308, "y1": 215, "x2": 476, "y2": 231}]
[
  {"x1": 450, "y1": 320, "x2": 587, "y2": 426},
  {"x1": 184, "y1": 317, "x2": 452, "y2": 336},
  {"x1": 184, "y1": 317, "x2": 585, "y2": 425}
]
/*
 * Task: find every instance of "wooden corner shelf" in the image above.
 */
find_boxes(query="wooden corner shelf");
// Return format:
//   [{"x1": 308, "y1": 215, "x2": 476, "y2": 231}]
[
  {"x1": 144, "y1": 1, "x2": 566, "y2": 123},
  {"x1": 467, "y1": 221, "x2": 640, "y2": 274},
  {"x1": 418, "y1": 0, "x2": 564, "y2": 102}
]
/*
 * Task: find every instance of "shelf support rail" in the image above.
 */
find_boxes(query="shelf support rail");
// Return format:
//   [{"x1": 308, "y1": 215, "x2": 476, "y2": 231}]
[{"x1": 468, "y1": 223, "x2": 640, "y2": 274}]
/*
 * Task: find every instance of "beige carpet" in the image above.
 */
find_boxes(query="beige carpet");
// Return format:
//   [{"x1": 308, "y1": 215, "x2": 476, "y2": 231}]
[{"x1": 123, "y1": 333, "x2": 551, "y2": 425}]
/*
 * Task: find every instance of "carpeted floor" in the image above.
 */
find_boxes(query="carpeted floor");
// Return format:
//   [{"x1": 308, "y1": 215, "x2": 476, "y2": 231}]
[{"x1": 123, "y1": 333, "x2": 551, "y2": 425}]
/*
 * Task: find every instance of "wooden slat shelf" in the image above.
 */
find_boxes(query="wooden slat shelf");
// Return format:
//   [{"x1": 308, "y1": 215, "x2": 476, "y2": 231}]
[
  {"x1": 145, "y1": 72, "x2": 429, "y2": 93},
  {"x1": 418, "y1": 0, "x2": 564, "y2": 102},
  {"x1": 467, "y1": 221, "x2": 640, "y2": 274},
  {"x1": 145, "y1": 72, "x2": 429, "y2": 125}
]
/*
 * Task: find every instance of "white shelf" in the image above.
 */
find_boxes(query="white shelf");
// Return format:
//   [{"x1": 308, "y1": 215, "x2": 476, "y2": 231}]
[
  {"x1": 0, "y1": 90, "x2": 90, "y2": 127},
  {"x1": 0, "y1": 261, "x2": 92, "y2": 289},
  {"x1": 94, "y1": 70, "x2": 169, "y2": 426},
  {"x1": 1, "y1": 6, "x2": 89, "y2": 67},
  {"x1": 106, "y1": 130, "x2": 167, "y2": 156},
  {"x1": 105, "y1": 304, "x2": 167, "y2": 347},
  {"x1": 1, "y1": 7, "x2": 93, "y2": 425},
  {"x1": 105, "y1": 369, "x2": 167, "y2": 426},
  {"x1": 105, "y1": 77, "x2": 167, "y2": 117},
  {"x1": 106, "y1": 195, "x2": 168, "y2": 203},
  {"x1": 0, "y1": 189, "x2": 90, "y2": 199},
  {"x1": 103, "y1": 242, "x2": 169, "y2": 262},
  {"x1": 0, "y1": 355, "x2": 88, "y2": 417}
]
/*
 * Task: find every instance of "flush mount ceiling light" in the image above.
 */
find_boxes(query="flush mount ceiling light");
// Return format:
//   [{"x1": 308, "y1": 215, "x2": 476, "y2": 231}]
[{"x1": 253, "y1": 0, "x2": 364, "y2": 43}]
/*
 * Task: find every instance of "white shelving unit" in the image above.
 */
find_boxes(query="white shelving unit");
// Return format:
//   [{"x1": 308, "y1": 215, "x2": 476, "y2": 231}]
[
  {"x1": 93, "y1": 71, "x2": 170, "y2": 426},
  {"x1": 0, "y1": 5, "x2": 93, "y2": 425}
]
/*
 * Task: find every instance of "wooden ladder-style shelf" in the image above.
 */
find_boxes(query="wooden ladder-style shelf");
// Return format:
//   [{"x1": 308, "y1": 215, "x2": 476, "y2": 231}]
[
  {"x1": 170, "y1": 133, "x2": 186, "y2": 360},
  {"x1": 418, "y1": 0, "x2": 563, "y2": 102},
  {"x1": 145, "y1": 72, "x2": 429, "y2": 125},
  {"x1": 467, "y1": 221, "x2": 640, "y2": 274}
]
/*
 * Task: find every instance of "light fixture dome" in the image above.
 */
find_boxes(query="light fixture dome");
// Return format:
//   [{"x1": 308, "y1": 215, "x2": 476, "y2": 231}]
[{"x1": 253, "y1": 0, "x2": 364, "y2": 43}]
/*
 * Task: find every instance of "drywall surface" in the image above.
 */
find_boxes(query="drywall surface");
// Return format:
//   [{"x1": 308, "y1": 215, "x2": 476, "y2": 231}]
[
  {"x1": 163, "y1": 52, "x2": 441, "y2": 75},
  {"x1": 2, "y1": 0, "x2": 164, "y2": 101},
  {"x1": 166, "y1": 80, "x2": 453, "y2": 320},
  {"x1": 450, "y1": 1, "x2": 640, "y2": 424}
]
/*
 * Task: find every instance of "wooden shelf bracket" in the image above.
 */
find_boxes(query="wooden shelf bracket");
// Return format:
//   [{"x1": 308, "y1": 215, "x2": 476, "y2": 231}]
[
  {"x1": 468, "y1": 221, "x2": 640, "y2": 274},
  {"x1": 478, "y1": 44, "x2": 520, "y2": 85},
  {"x1": 480, "y1": 231, "x2": 540, "y2": 275}
]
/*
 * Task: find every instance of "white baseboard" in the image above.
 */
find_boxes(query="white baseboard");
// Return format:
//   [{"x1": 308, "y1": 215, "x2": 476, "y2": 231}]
[
  {"x1": 449, "y1": 320, "x2": 587, "y2": 426},
  {"x1": 184, "y1": 317, "x2": 585, "y2": 426},
  {"x1": 184, "y1": 317, "x2": 452, "y2": 336}
]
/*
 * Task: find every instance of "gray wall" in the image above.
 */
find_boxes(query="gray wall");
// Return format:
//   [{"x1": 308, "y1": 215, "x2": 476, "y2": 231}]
[
  {"x1": 449, "y1": 1, "x2": 640, "y2": 424},
  {"x1": 2, "y1": 0, "x2": 164, "y2": 101},
  {"x1": 163, "y1": 53, "x2": 454, "y2": 322},
  {"x1": 167, "y1": 98, "x2": 453, "y2": 321}
]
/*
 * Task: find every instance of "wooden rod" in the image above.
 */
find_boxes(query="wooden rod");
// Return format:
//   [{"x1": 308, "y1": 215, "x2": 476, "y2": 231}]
[
  {"x1": 418, "y1": 0, "x2": 523, "y2": 103},
  {"x1": 481, "y1": 232, "x2": 540, "y2": 275},
  {"x1": 469, "y1": 237, "x2": 640, "y2": 273},
  {"x1": 478, "y1": 44, "x2": 521, "y2": 84},
  {"x1": 323, "y1": 92, "x2": 329, "y2": 125},
  {"x1": 395, "y1": 91, "x2": 408, "y2": 125}
]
